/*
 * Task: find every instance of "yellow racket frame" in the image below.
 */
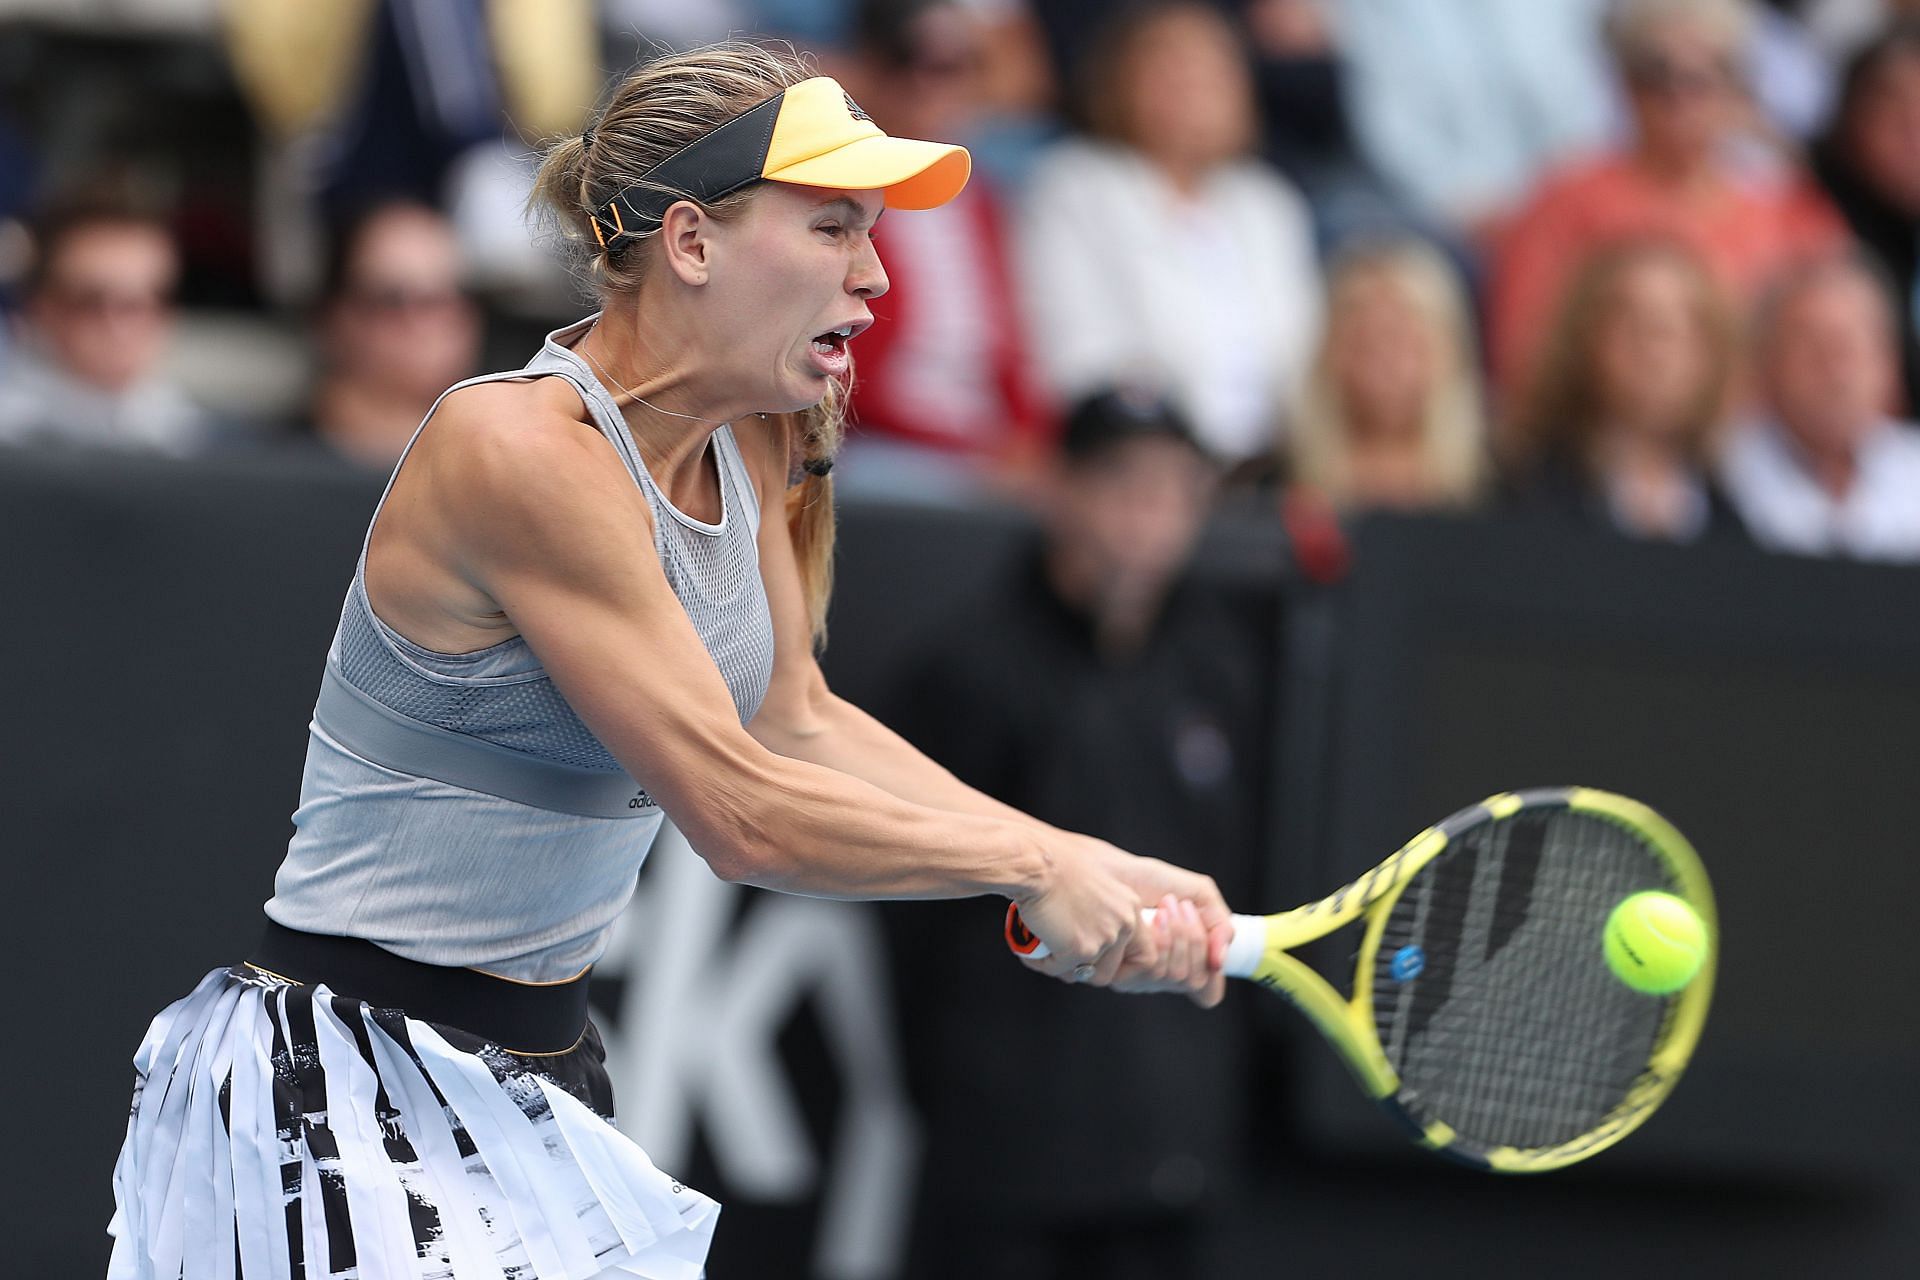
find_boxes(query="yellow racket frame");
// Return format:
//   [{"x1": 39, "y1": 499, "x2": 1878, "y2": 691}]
[{"x1": 1247, "y1": 787, "x2": 1717, "y2": 1172}]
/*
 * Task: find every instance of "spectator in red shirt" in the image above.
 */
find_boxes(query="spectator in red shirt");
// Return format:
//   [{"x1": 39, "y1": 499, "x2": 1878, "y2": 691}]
[
  {"x1": 1488, "y1": 0, "x2": 1846, "y2": 403},
  {"x1": 833, "y1": 0, "x2": 1051, "y2": 505}
]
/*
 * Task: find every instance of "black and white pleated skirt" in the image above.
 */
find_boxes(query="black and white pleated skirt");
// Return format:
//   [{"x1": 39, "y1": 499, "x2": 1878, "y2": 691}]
[{"x1": 106, "y1": 962, "x2": 719, "y2": 1279}]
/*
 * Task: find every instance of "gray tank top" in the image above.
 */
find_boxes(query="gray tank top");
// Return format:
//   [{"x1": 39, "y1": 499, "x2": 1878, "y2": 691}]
[{"x1": 265, "y1": 316, "x2": 776, "y2": 980}]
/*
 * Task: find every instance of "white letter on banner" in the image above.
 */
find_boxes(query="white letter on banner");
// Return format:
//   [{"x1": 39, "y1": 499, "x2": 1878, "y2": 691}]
[{"x1": 591, "y1": 823, "x2": 920, "y2": 1280}]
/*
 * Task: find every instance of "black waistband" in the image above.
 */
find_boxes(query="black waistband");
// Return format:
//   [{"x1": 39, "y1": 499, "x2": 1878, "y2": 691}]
[{"x1": 248, "y1": 920, "x2": 592, "y2": 1055}]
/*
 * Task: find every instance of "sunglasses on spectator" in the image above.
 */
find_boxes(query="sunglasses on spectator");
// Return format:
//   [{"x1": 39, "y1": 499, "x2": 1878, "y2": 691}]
[
  {"x1": 1624, "y1": 53, "x2": 1740, "y2": 97},
  {"x1": 341, "y1": 285, "x2": 471, "y2": 316},
  {"x1": 47, "y1": 282, "x2": 174, "y2": 318}
]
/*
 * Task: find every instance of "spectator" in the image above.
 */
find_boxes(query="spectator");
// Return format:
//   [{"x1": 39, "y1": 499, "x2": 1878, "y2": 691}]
[
  {"x1": 0, "y1": 198, "x2": 214, "y2": 455},
  {"x1": 1024, "y1": 0, "x2": 1146, "y2": 96},
  {"x1": 1489, "y1": 0, "x2": 1846, "y2": 400},
  {"x1": 1239, "y1": 0, "x2": 1438, "y2": 250},
  {"x1": 1284, "y1": 238, "x2": 1488, "y2": 514},
  {"x1": 1722, "y1": 253, "x2": 1920, "y2": 558},
  {"x1": 1507, "y1": 239, "x2": 1749, "y2": 544},
  {"x1": 1018, "y1": 0, "x2": 1321, "y2": 464},
  {"x1": 883, "y1": 386, "x2": 1265, "y2": 1280},
  {"x1": 1813, "y1": 20, "x2": 1920, "y2": 409},
  {"x1": 307, "y1": 201, "x2": 482, "y2": 470},
  {"x1": 832, "y1": 0, "x2": 1052, "y2": 505},
  {"x1": 1337, "y1": 0, "x2": 1617, "y2": 235}
]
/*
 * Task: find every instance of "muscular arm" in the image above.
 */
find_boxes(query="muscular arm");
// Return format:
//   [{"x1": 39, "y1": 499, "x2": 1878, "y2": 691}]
[
  {"x1": 735, "y1": 420, "x2": 1232, "y2": 1001},
  {"x1": 440, "y1": 392, "x2": 1053, "y2": 906},
  {"x1": 429, "y1": 387, "x2": 1216, "y2": 999},
  {"x1": 757, "y1": 665, "x2": 1041, "y2": 828}
]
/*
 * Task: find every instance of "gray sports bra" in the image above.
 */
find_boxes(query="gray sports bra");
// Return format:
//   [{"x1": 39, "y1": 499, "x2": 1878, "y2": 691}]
[{"x1": 264, "y1": 316, "x2": 776, "y2": 980}]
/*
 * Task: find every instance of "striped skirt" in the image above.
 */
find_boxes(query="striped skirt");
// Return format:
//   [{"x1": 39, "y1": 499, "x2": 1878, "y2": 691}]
[{"x1": 107, "y1": 965, "x2": 719, "y2": 1279}]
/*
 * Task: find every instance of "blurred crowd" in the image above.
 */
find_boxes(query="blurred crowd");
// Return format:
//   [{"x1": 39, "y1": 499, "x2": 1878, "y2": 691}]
[
  {"x1": 8, "y1": 0, "x2": 1920, "y2": 565},
  {"x1": 12, "y1": 2, "x2": 1919, "y2": 1275}
]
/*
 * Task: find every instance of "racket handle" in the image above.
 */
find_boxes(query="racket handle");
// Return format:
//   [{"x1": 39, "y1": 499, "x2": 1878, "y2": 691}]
[{"x1": 1004, "y1": 904, "x2": 1269, "y2": 980}]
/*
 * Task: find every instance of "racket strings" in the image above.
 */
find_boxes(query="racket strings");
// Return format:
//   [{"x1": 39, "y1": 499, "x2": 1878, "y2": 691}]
[{"x1": 1372, "y1": 812, "x2": 1675, "y2": 1153}]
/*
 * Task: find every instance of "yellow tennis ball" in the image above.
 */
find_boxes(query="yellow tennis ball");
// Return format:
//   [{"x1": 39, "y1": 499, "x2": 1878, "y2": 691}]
[{"x1": 1604, "y1": 892, "x2": 1708, "y2": 995}]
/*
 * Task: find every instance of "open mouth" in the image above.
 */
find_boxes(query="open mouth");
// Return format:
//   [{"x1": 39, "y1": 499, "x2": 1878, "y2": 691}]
[{"x1": 810, "y1": 324, "x2": 854, "y2": 358}]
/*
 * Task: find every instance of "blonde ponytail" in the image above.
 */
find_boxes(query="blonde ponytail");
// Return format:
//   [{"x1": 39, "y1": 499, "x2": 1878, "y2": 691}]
[
  {"x1": 528, "y1": 41, "x2": 816, "y2": 295},
  {"x1": 782, "y1": 377, "x2": 847, "y2": 650}
]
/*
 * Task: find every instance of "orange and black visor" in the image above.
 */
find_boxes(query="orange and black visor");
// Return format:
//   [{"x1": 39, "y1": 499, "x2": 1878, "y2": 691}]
[{"x1": 590, "y1": 76, "x2": 972, "y2": 250}]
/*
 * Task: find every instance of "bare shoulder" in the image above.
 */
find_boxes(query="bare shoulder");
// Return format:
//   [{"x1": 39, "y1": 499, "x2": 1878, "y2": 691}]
[
  {"x1": 432, "y1": 378, "x2": 605, "y2": 471},
  {"x1": 429, "y1": 379, "x2": 654, "y2": 562}
]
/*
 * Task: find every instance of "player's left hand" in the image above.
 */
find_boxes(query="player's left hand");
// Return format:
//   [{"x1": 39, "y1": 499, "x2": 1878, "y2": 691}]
[
  {"x1": 1107, "y1": 856, "x2": 1232, "y2": 1007},
  {"x1": 1108, "y1": 892, "x2": 1233, "y2": 1008},
  {"x1": 1029, "y1": 843, "x2": 1232, "y2": 1006}
]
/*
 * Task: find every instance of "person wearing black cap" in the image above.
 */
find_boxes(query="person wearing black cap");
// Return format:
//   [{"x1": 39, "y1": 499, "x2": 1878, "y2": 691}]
[
  {"x1": 883, "y1": 387, "x2": 1270, "y2": 1279},
  {"x1": 1045, "y1": 388, "x2": 1234, "y2": 657}
]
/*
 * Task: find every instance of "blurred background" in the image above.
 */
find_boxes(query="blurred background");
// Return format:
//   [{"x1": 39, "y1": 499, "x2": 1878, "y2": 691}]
[{"x1": 5, "y1": 0, "x2": 1920, "y2": 1274}]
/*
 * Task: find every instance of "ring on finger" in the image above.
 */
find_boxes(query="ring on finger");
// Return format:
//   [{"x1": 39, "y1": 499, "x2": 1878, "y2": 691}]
[{"x1": 1071, "y1": 963, "x2": 1097, "y2": 983}]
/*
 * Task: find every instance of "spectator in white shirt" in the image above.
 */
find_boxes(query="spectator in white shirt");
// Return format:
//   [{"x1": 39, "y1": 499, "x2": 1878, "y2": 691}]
[
  {"x1": 0, "y1": 198, "x2": 213, "y2": 456},
  {"x1": 1722, "y1": 253, "x2": 1920, "y2": 560},
  {"x1": 1018, "y1": 0, "x2": 1321, "y2": 464}
]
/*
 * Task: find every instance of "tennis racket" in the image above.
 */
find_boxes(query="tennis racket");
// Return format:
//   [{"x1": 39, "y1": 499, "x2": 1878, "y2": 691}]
[{"x1": 1006, "y1": 787, "x2": 1716, "y2": 1172}]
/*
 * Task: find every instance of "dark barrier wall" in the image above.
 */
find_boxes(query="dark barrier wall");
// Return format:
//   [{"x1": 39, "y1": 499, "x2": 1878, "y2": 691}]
[
  {"x1": 2, "y1": 452, "x2": 386, "y2": 1275},
  {"x1": 4, "y1": 454, "x2": 1916, "y2": 1274},
  {"x1": 1301, "y1": 516, "x2": 1920, "y2": 1180},
  {"x1": 1265, "y1": 515, "x2": 1920, "y2": 1276}
]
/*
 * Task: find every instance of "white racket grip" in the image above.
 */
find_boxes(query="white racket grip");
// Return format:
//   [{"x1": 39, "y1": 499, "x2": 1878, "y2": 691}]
[
  {"x1": 1221, "y1": 913, "x2": 1268, "y2": 978},
  {"x1": 1005, "y1": 905, "x2": 1269, "y2": 979}
]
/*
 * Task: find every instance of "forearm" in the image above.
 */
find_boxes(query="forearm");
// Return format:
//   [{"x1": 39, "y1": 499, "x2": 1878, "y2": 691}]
[
  {"x1": 750, "y1": 698, "x2": 1238, "y2": 940},
  {"x1": 732, "y1": 679, "x2": 1230, "y2": 999},
  {"x1": 665, "y1": 735, "x2": 1049, "y2": 903},
  {"x1": 752, "y1": 692, "x2": 1047, "y2": 830}
]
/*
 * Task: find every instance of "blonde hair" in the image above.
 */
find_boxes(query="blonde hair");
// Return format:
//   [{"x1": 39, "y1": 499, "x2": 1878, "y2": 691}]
[
  {"x1": 1288, "y1": 239, "x2": 1487, "y2": 510},
  {"x1": 779, "y1": 387, "x2": 845, "y2": 648},
  {"x1": 1512, "y1": 238, "x2": 1738, "y2": 476},
  {"x1": 530, "y1": 40, "x2": 845, "y2": 647}
]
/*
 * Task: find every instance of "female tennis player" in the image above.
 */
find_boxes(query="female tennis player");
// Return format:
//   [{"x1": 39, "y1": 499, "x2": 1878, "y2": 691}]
[{"x1": 107, "y1": 43, "x2": 1231, "y2": 1280}]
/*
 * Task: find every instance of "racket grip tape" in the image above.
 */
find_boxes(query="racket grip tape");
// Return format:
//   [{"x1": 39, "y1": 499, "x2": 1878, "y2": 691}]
[{"x1": 1004, "y1": 904, "x2": 1269, "y2": 979}]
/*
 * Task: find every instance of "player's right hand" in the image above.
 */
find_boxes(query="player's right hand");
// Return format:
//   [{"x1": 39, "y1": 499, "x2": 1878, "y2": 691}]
[{"x1": 1012, "y1": 832, "x2": 1142, "y2": 987}]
